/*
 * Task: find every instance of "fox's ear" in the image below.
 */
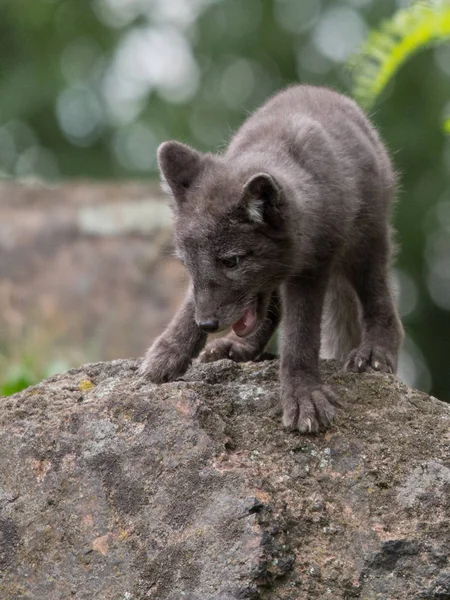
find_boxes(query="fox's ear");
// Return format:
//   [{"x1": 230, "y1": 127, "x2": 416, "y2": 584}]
[
  {"x1": 241, "y1": 172, "x2": 281, "y2": 226},
  {"x1": 157, "y1": 141, "x2": 203, "y2": 200}
]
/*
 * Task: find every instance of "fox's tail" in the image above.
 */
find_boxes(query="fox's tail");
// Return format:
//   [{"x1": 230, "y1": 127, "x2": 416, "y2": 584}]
[{"x1": 321, "y1": 274, "x2": 362, "y2": 362}]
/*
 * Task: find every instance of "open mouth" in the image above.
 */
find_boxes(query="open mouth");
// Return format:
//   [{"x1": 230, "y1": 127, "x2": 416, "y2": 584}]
[{"x1": 231, "y1": 299, "x2": 259, "y2": 337}]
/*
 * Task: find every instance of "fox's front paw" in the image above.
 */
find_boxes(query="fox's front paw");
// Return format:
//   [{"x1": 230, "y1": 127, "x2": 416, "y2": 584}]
[
  {"x1": 345, "y1": 344, "x2": 397, "y2": 374},
  {"x1": 281, "y1": 382, "x2": 341, "y2": 433},
  {"x1": 199, "y1": 337, "x2": 260, "y2": 364},
  {"x1": 140, "y1": 340, "x2": 191, "y2": 383}
]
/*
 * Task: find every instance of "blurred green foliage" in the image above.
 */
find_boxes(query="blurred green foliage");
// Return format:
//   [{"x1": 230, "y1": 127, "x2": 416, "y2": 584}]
[
  {"x1": 0, "y1": 359, "x2": 64, "y2": 396},
  {"x1": 0, "y1": 0, "x2": 449, "y2": 399},
  {"x1": 1, "y1": 367, "x2": 39, "y2": 396},
  {"x1": 350, "y1": 0, "x2": 450, "y2": 115}
]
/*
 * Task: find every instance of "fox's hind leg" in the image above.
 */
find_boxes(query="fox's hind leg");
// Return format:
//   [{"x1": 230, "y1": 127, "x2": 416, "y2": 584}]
[
  {"x1": 199, "y1": 290, "x2": 281, "y2": 364},
  {"x1": 344, "y1": 228, "x2": 403, "y2": 374},
  {"x1": 321, "y1": 271, "x2": 362, "y2": 361}
]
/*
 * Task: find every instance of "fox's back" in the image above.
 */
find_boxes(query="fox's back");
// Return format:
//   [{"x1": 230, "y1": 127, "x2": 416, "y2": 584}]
[{"x1": 226, "y1": 85, "x2": 395, "y2": 202}]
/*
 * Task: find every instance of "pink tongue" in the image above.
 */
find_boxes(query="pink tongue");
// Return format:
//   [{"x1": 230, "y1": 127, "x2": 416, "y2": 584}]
[{"x1": 232, "y1": 304, "x2": 257, "y2": 337}]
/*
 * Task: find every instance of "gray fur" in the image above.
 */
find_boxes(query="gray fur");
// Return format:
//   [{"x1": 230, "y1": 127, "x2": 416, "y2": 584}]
[{"x1": 140, "y1": 85, "x2": 404, "y2": 433}]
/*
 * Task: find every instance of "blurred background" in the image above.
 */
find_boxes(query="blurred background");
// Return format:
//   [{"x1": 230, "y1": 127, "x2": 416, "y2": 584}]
[{"x1": 0, "y1": 0, "x2": 449, "y2": 400}]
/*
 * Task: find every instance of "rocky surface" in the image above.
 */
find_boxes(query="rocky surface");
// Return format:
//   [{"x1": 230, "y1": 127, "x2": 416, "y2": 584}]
[{"x1": 0, "y1": 358, "x2": 449, "y2": 599}]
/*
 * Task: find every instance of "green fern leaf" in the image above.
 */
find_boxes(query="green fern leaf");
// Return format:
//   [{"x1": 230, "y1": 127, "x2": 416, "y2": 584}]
[{"x1": 350, "y1": 0, "x2": 450, "y2": 110}]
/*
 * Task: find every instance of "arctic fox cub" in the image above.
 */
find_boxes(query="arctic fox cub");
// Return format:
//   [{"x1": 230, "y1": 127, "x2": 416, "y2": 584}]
[{"x1": 140, "y1": 85, "x2": 403, "y2": 433}]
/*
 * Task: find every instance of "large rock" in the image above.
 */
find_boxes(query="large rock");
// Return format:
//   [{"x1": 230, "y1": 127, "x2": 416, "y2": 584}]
[
  {"x1": 0, "y1": 181, "x2": 186, "y2": 369},
  {"x1": 0, "y1": 359, "x2": 449, "y2": 599}
]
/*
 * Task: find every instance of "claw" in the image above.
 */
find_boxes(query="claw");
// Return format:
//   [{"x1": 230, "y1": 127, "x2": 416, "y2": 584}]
[
  {"x1": 346, "y1": 345, "x2": 397, "y2": 375},
  {"x1": 284, "y1": 384, "x2": 340, "y2": 434},
  {"x1": 298, "y1": 417, "x2": 316, "y2": 434}
]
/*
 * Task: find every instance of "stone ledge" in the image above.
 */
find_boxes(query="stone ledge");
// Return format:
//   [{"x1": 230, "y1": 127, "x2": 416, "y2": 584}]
[{"x1": 0, "y1": 358, "x2": 449, "y2": 599}]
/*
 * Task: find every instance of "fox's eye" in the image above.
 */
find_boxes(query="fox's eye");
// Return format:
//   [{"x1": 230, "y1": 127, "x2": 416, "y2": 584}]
[{"x1": 220, "y1": 255, "x2": 241, "y2": 268}]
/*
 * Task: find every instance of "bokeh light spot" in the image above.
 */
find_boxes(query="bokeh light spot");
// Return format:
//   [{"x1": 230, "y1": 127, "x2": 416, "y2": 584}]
[
  {"x1": 394, "y1": 268, "x2": 419, "y2": 318},
  {"x1": 113, "y1": 122, "x2": 158, "y2": 172},
  {"x1": 56, "y1": 86, "x2": 104, "y2": 146},
  {"x1": 313, "y1": 6, "x2": 368, "y2": 63}
]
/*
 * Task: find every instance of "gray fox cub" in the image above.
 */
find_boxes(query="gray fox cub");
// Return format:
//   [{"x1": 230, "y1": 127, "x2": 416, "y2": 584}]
[{"x1": 140, "y1": 85, "x2": 403, "y2": 433}]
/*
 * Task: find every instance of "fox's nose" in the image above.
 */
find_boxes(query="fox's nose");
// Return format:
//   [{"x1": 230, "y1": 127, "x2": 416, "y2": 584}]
[{"x1": 198, "y1": 319, "x2": 219, "y2": 333}]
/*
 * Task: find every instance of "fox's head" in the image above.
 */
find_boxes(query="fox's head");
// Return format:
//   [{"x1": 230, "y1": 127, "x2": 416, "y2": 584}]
[{"x1": 158, "y1": 141, "x2": 294, "y2": 336}]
